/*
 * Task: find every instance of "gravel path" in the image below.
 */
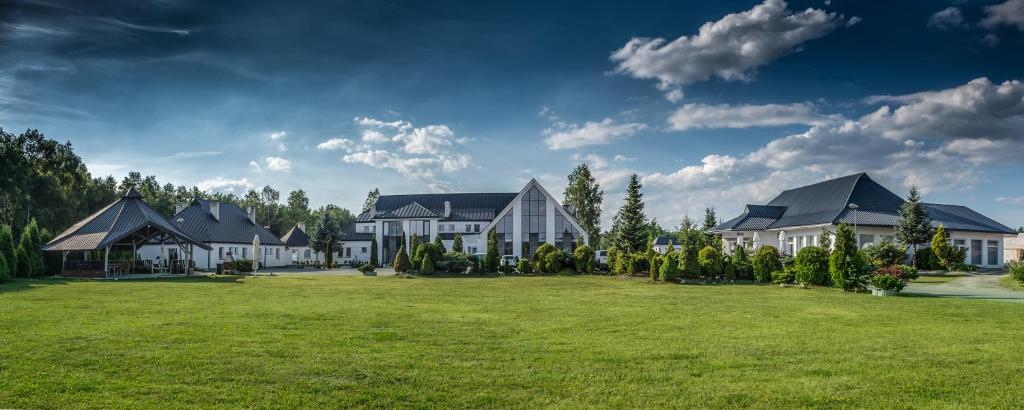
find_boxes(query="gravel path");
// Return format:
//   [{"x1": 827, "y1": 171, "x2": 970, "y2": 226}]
[{"x1": 903, "y1": 273, "x2": 1024, "y2": 303}]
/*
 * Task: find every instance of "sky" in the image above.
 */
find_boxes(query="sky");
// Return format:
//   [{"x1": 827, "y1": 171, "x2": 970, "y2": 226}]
[{"x1": 2, "y1": 0, "x2": 1024, "y2": 231}]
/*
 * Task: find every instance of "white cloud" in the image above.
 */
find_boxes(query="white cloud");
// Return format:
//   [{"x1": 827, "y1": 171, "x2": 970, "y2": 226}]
[
  {"x1": 197, "y1": 177, "x2": 253, "y2": 193},
  {"x1": 996, "y1": 196, "x2": 1024, "y2": 206},
  {"x1": 249, "y1": 160, "x2": 262, "y2": 173},
  {"x1": 928, "y1": 7, "x2": 965, "y2": 29},
  {"x1": 591, "y1": 78, "x2": 1024, "y2": 230},
  {"x1": 269, "y1": 131, "x2": 287, "y2": 140},
  {"x1": 162, "y1": 151, "x2": 223, "y2": 160},
  {"x1": 276, "y1": 143, "x2": 287, "y2": 152},
  {"x1": 544, "y1": 118, "x2": 647, "y2": 150},
  {"x1": 342, "y1": 149, "x2": 470, "y2": 179},
  {"x1": 611, "y1": 0, "x2": 844, "y2": 100},
  {"x1": 846, "y1": 16, "x2": 862, "y2": 27},
  {"x1": 982, "y1": 0, "x2": 1024, "y2": 30},
  {"x1": 860, "y1": 77, "x2": 1024, "y2": 143},
  {"x1": 668, "y1": 102, "x2": 836, "y2": 130},
  {"x1": 317, "y1": 138, "x2": 355, "y2": 151},
  {"x1": 265, "y1": 156, "x2": 292, "y2": 172},
  {"x1": 614, "y1": 154, "x2": 636, "y2": 162}
]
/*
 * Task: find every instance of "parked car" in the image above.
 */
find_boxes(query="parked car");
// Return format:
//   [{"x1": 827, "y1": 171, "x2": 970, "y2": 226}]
[
  {"x1": 501, "y1": 255, "x2": 518, "y2": 267},
  {"x1": 595, "y1": 249, "x2": 608, "y2": 264}
]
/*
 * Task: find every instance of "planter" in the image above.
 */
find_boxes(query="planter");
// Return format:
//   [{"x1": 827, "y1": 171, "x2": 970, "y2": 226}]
[
  {"x1": 362, "y1": 271, "x2": 377, "y2": 276},
  {"x1": 872, "y1": 288, "x2": 899, "y2": 297}
]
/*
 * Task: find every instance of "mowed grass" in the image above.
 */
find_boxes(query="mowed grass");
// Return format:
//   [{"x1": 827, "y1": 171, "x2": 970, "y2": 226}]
[
  {"x1": 912, "y1": 273, "x2": 968, "y2": 285},
  {"x1": 2, "y1": 275, "x2": 1024, "y2": 408}
]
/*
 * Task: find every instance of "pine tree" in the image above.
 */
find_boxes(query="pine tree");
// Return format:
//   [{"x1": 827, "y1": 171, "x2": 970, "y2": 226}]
[
  {"x1": 895, "y1": 186, "x2": 934, "y2": 266},
  {"x1": 611, "y1": 174, "x2": 647, "y2": 253},
  {"x1": 16, "y1": 219, "x2": 44, "y2": 277},
  {"x1": 369, "y1": 237, "x2": 379, "y2": 267},
  {"x1": 0, "y1": 225, "x2": 16, "y2": 279},
  {"x1": 393, "y1": 245, "x2": 410, "y2": 273},
  {"x1": 702, "y1": 207, "x2": 719, "y2": 247},
  {"x1": 485, "y1": 228, "x2": 499, "y2": 272},
  {"x1": 410, "y1": 233, "x2": 421, "y2": 268},
  {"x1": 362, "y1": 188, "x2": 380, "y2": 213},
  {"x1": 563, "y1": 163, "x2": 603, "y2": 247},
  {"x1": 420, "y1": 251, "x2": 435, "y2": 274},
  {"x1": 433, "y1": 234, "x2": 446, "y2": 254},
  {"x1": 452, "y1": 233, "x2": 464, "y2": 253},
  {"x1": 819, "y1": 227, "x2": 832, "y2": 251}
]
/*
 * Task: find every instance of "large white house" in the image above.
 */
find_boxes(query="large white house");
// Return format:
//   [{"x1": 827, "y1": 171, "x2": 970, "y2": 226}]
[
  {"x1": 355, "y1": 179, "x2": 588, "y2": 266},
  {"x1": 713, "y1": 173, "x2": 1017, "y2": 268},
  {"x1": 139, "y1": 199, "x2": 288, "y2": 270}
]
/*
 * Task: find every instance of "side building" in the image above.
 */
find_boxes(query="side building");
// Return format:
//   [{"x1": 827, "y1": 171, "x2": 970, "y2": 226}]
[
  {"x1": 139, "y1": 199, "x2": 287, "y2": 269},
  {"x1": 356, "y1": 179, "x2": 588, "y2": 266},
  {"x1": 713, "y1": 173, "x2": 1017, "y2": 267}
]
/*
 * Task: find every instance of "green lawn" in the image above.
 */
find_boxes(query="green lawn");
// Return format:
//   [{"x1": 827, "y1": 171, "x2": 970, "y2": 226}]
[
  {"x1": 2, "y1": 275, "x2": 1024, "y2": 408},
  {"x1": 911, "y1": 273, "x2": 968, "y2": 285}
]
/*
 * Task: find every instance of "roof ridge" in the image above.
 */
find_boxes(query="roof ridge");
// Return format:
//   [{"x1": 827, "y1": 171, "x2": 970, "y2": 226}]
[{"x1": 829, "y1": 172, "x2": 867, "y2": 225}]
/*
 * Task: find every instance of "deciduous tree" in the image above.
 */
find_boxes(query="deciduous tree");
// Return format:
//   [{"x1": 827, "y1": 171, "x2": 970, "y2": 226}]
[{"x1": 563, "y1": 164, "x2": 603, "y2": 247}]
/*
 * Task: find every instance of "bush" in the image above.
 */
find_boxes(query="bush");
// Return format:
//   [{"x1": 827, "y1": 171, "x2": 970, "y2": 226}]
[
  {"x1": 723, "y1": 256, "x2": 736, "y2": 280},
  {"x1": 930, "y1": 225, "x2": 967, "y2": 271},
  {"x1": 698, "y1": 246, "x2": 722, "y2": 276},
  {"x1": 0, "y1": 224, "x2": 14, "y2": 280},
  {"x1": 794, "y1": 246, "x2": 830, "y2": 286},
  {"x1": 607, "y1": 247, "x2": 620, "y2": 275},
  {"x1": 1009, "y1": 261, "x2": 1024, "y2": 284},
  {"x1": 862, "y1": 239, "x2": 908, "y2": 268},
  {"x1": 752, "y1": 246, "x2": 782, "y2": 283},
  {"x1": 485, "y1": 228, "x2": 499, "y2": 273},
  {"x1": 516, "y1": 258, "x2": 532, "y2": 274},
  {"x1": 772, "y1": 266, "x2": 796, "y2": 285},
  {"x1": 731, "y1": 247, "x2": 753, "y2": 280},
  {"x1": 914, "y1": 247, "x2": 939, "y2": 270},
  {"x1": 420, "y1": 252, "x2": 435, "y2": 274},
  {"x1": 649, "y1": 254, "x2": 662, "y2": 280},
  {"x1": 629, "y1": 252, "x2": 648, "y2": 275},
  {"x1": 532, "y1": 243, "x2": 558, "y2": 273},
  {"x1": 235, "y1": 259, "x2": 254, "y2": 272},
  {"x1": 393, "y1": 245, "x2": 410, "y2": 273},
  {"x1": 659, "y1": 250, "x2": 679, "y2": 282},
  {"x1": 830, "y1": 224, "x2": 867, "y2": 291},
  {"x1": 545, "y1": 250, "x2": 565, "y2": 274},
  {"x1": 870, "y1": 272, "x2": 906, "y2": 292},
  {"x1": 357, "y1": 263, "x2": 376, "y2": 276},
  {"x1": 436, "y1": 252, "x2": 472, "y2": 274},
  {"x1": 573, "y1": 244, "x2": 594, "y2": 274},
  {"x1": 680, "y1": 247, "x2": 700, "y2": 279}
]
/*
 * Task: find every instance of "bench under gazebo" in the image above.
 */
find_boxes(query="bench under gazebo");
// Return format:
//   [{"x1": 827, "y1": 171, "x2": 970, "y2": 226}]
[{"x1": 41, "y1": 187, "x2": 211, "y2": 278}]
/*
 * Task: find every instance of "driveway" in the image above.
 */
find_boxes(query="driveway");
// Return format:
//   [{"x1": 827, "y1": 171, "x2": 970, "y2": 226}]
[{"x1": 903, "y1": 273, "x2": 1024, "y2": 303}]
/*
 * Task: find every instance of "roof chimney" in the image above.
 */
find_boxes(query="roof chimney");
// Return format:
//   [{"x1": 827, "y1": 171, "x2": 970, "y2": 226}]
[
  {"x1": 247, "y1": 206, "x2": 256, "y2": 225},
  {"x1": 175, "y1": 203, "x2": 186, "y2": 215},
  {"x1": 443, "y1": 201, "x2": 451, "y2": 218},
  {"x1": 210, "y1": 201, "x2": 220, "y2": 221}
]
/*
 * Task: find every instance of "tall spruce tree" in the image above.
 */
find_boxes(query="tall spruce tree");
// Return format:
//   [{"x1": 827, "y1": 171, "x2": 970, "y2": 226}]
[
  {"x1": 452, "y1": 233, "x2": 464, "y2": 253},
  {"x1": 611, "y1": 174, "x2": 647, "y2": 253},
  {"x1": 895, "y1": 187, "x2": 933, "y2": 266},
  {"x1": 362, "y1": 188, "x2": 380, "y2": 213},
  {"x1": 485, "y1": 228, "x2": 499, "y2": 272},
  {"x1": 369, "y1": 237, "x2": 379, "y2": 267},
  {"x1": 563, "y1": 163, "x2": 603, "y2": 247},
  {"x1": 702, "y1": 207, "x2": 719, "y2": 249},
  {"x1": 0, "y1": 225, "x2": 16, "y2": 278}
]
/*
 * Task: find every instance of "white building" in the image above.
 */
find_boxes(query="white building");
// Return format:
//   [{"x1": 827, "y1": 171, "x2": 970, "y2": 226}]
[
  {"x1": 1006, "y1": 234, "x2": 1024, "y2": 263},
  {"x1": 713, "y1": 173, "x2": 1016, "y2": 268},
  {"x1": 358, "y1": 179, "x2": 588, "y2": 266},
  {"x1": 139, "y1": 199, "x2": 287, "y2": 270},
  {"x1": 652, "y1": 236, "x2": 679, "y2": 254}
]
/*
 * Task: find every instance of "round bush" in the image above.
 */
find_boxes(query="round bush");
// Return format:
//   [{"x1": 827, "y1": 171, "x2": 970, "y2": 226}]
[
  {"x1": 752, "y1": 246, "x2": 782, "y2": 283},
  {"x1": 794, "y1": 246, "x2": 830, "y2": 286},
  {"x1": 573, "y1": 244, "x2": 594, "y2": 274},
  {"x1": 697, "y1": 246, "x2": 722, "y2": 276}
]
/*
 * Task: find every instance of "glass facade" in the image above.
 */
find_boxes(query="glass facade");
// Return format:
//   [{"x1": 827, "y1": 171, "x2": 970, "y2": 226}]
[
  {"x1": 521, "y1": 186, "x2": 546, "y2": 258},
  {"x1": 495, "y1": 212, "x2": 514, "y2": 256},
  {"x1": 554, "y1": 211, "x2": 580, "y2": 252}
]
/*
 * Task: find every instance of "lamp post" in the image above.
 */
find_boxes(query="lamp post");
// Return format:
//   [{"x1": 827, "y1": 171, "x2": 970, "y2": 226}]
[{"x1": 848, "y1": 203, "x2": 859, "y2": 248}]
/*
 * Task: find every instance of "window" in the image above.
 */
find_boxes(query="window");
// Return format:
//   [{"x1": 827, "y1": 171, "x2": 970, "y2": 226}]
[
  {"x1": 363, "y1": 225, "x2": 370, "y2": 232},
  {"x1": 276, "y1": 248, "x2": 280, "y2": 259},
  {"x1": 988, "y1": 240, "x2": 999, "y2": 265},
  {"x1": 495, "y1": 211, "x2": 514, "y2": 256},
  {"x1": 449, "y1": 224, "x2": 455, "y2": 232},
  {"x1": 474, "y1": 224, "x2": 480, "y2": 232},
  {"x1": 242, "y1": 248, "x2": 247, "y2": 258},
  {"x1": 345, "y1": 247, "x2": 352, "y2": 258},
  {"x1": 859, "y1": 234, "x2": 875, "y2": 248},
  {"x1": 787, "y1": 237, "x2": 795, "y2": 256},
  {"x1": 520, "y1": 186, "x2": 547, "y2": 258},
  {"x1": 304, "y1": 249, "x2": 311, "y2": 258},
  {"x1": 554, "y1": 210, "x2": 580, "y2": 252},
  {"x1": 439, "y1": 224, "x2": 445, "y2": 232},
  {"x1": 218, "y1": 247, "x2": 224, "y2": 259},
  {"x1": 361, "y1": 247, "x2": 367, "y2": 253},
  {"x1": 465, "y1": 224, "x2": 471, "y2": 233}
]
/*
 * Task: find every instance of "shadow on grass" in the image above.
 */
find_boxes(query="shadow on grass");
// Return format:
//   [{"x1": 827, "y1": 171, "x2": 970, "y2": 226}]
[
  {"x1": 1, "y1": 275, "x2": 246, "y2": 294},
  {"x1": 901, "y1": 292, "x2": 1024, "y2": 302},
  {"x1": 0, "y1": 277, "x2": 74, "y2": 294}
]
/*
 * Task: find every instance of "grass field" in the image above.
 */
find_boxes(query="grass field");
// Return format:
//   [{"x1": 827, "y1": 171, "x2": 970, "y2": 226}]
[
  {"x1": 911, "y1": 273, "x2": 968, "y2": 285},
  {"x1": 2, "y1": 274, "x2": 1024, "y2": 408}
]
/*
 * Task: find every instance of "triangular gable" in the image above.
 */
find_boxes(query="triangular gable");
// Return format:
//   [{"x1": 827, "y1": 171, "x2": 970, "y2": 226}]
[{"x1": 479, "y1": 179, "x2": 589, "y2": 243}]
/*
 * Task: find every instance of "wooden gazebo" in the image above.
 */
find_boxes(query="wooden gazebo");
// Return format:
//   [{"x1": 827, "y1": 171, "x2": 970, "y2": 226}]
[{"x1": 41, "y1": 187, "x2": 211, "y2": 278}]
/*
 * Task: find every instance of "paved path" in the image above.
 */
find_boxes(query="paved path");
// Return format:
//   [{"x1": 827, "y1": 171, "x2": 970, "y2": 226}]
[{"x1": 903, "y1": 273, "x2": 1024, "y2": 303}]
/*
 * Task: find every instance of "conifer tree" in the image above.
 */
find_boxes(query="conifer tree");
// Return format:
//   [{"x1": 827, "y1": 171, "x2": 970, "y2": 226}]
[
  {"x1": 0, "y1": 225, "x2": 16, "y2": 279},
  {"x1": 433, "y1": 234, "x2": 446, "y2": 254},
  {"x1": 829, "y1": 224, "x2": 864, "y2": 290},
  {"x1": 452, "y1": 233, "x2": 464, "y2": 253},
  {"x1": 896, "y1": 186, "x2": 934, "y2": 266},
  {"x1": 369, "y1": 237, "x2": 378, "y2": 267},
  {"x1": 409, "y1": 234, "x2": 421, "y2": 267},
  {"x1": 393, "y1": 245, "x2": 410, "y2": 273},
  {"x1": 611, "y1": 174, "x2": 647, "y2": 253},
  {"x1": 485, "y1": 228, "x2": 499, "y2": 272}
]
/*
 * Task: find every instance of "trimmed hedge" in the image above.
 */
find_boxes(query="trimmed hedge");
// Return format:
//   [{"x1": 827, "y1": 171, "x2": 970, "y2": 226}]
[
  {"x1": 752, "y1": 246, "x2": 782, "y2": 283},
  {"x1": 794, "y1": 246, "x2": 830, "y2": 286}
]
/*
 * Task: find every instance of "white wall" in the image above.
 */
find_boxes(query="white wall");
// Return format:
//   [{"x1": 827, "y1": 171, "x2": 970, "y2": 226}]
[{"x1": 138, "y1": 242, "x2": 288, "y2": 270}]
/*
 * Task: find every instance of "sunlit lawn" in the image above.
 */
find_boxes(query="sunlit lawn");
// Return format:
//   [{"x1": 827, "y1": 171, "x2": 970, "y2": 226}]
[
  {"x1": 2, "y1": 274, "x2": 1023, "y2": 408},
  {"x1": 911, "y1": 273, "x2": 968, "y2": 285}
]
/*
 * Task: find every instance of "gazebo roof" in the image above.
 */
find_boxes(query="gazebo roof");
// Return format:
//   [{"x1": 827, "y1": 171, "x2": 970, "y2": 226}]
[{"x1": 42, "y1": 187, "x2": 211, "y2": 252}]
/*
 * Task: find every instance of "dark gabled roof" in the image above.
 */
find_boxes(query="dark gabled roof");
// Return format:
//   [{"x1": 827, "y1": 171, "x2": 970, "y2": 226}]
[
  {"x1": 42, "y1": 187, "x2": 210, "y2": 251},
  {"x1": 715, "y1": 173, "x2": 1015, "y2": 234},
  {"x1": 653, "y1": 236, "x2": 678, "y2": 246},
  {"x1": 364, "y1": 192, "x2": 518, "y2": 221},
  {"x1": 173, "y1": 199, "x2": 285, "y2": 245},
  {"x1": 281, "y1": 225, "x2": 310, "y2": 247},
  {"x1": 339, "y1": 222, "x2": 374, "y2": 242}
]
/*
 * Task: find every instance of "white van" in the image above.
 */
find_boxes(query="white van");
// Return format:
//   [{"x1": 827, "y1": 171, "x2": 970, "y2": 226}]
[{"x1": 595, "y1": 249, "x2": 608, "y2": 264}]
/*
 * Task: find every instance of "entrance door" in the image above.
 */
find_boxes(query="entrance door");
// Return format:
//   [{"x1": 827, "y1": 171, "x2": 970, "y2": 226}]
[{"x1": 971, "y1": 240, "x2": 982, "y2": 265}]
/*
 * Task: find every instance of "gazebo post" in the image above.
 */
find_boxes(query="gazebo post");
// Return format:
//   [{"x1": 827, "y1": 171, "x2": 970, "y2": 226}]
[
  {"x1": 132, "y1": 239, "x2": 137, "y2": 274},
  {"x1": 103, "y1": 246, "x2": 110, "y2": 278},
  {"x1": 61, "y1": 251, "x2": 67, "y2": 275}
]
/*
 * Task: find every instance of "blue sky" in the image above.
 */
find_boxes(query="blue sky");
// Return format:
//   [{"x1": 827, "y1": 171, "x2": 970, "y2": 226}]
[{"x1": 2, "y1": 0, "x2": 1023, "y2": 230}]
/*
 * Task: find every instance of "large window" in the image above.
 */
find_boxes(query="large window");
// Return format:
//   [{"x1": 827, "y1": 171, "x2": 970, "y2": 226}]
[
  {"x1": 988, "y1": 240, "x2": 999, "y2": 265},
  {"x1": 521, "y1": 186, "x2": 546, "y2": 258},
  {"x1": 495, "y1": 212, "x2": 514, "y2": 256},
  {"x1": 554, "y1": 211, "x2": 580, "y2": 252}
]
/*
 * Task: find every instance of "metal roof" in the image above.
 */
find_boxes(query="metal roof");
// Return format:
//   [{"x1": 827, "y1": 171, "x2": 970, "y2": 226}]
[
  {"x1": 715, "y1": 173, "x2": 1015, "y2": 234},
  {"x1": 280, "y1": 225, "x2": 310, "y2": 247},
  {"x1": 653, "y1": 236, "x2": 678, "y2": 246},
  {"x1": 364, "y1": 192, "x2": 517, "y2": 221},
  {"x1": 173, "y1": 199, "x2": 285, "y2": 245},
  {"x1": 339, "y1": 222, "x2": 374, "y2": 242},
  {"x1": 42, "y1": 187, "x2": 211, "y2": 251}
]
